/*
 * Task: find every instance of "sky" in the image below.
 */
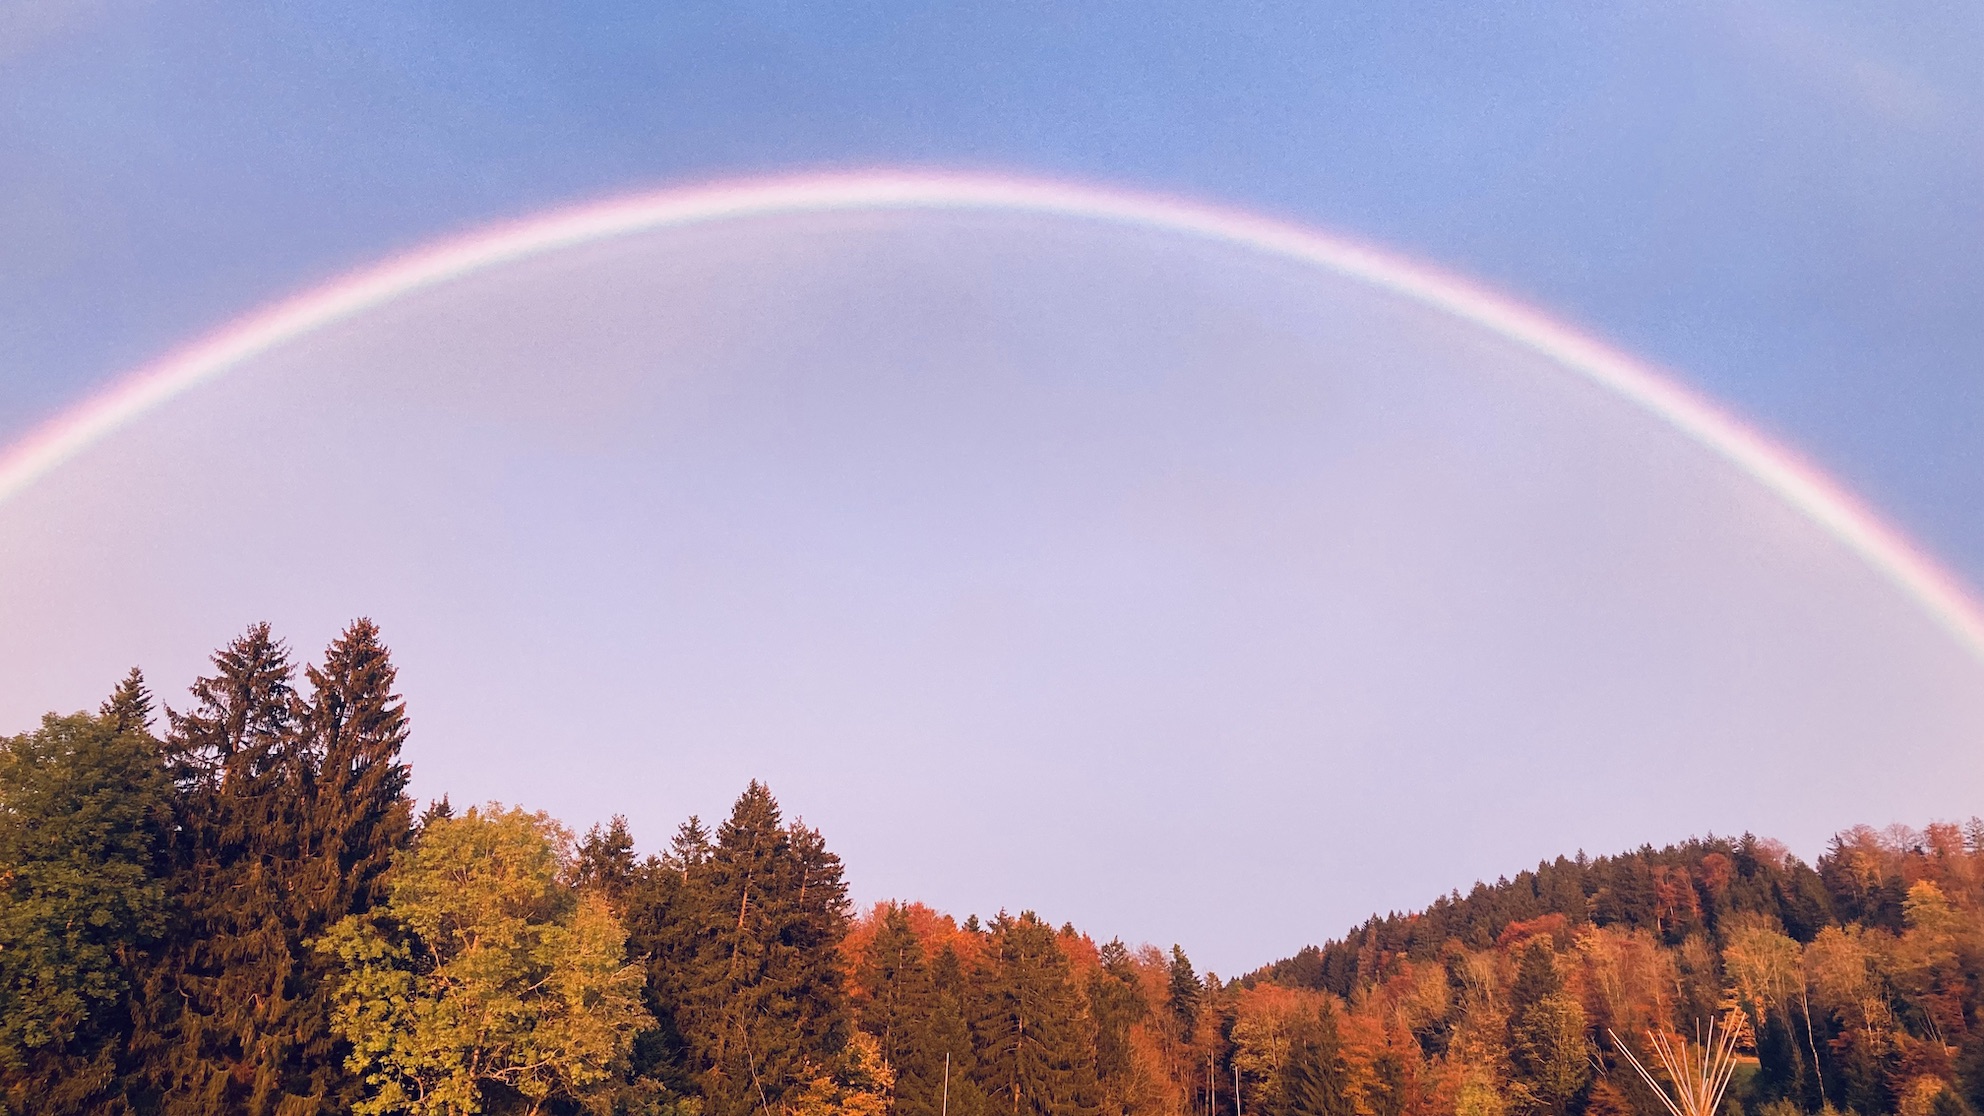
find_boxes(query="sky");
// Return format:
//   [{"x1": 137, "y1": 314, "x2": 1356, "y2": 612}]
[{"x1": 3, "y1": 2, "x2": 1984, "y2": 971}]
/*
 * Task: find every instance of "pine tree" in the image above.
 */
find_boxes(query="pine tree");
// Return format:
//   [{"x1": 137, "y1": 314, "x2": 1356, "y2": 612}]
[
  {"x1": 577, "y1": 815, "x2": 640, "y2": 902},
  {"x1": 969, "y1": 912, "x2": 1097, "y2": 1116},
  {"x1": 1089, "y1": 940, "x2": 1148, "y2": 1116},
  {"x1": 661, "y1": 783, "x2": 853, "y2": 1116},
  {"x1": 1277, "y1": 1003, "x2": 1352, "y2": 1116},
  {"x1": 142, "y1": 623, "x2": 308, "y2": 1115},
  {"x1": 291, "y1": 620, "x2": 414, "y2": 1110},
  {"x1": 0, "y1": 698, "x2": 173, "y2": 1116},
  {"x1": 1506, "y1": 941, "x2": 1588, "y2": 1116},
  {"x1": 1168, "y1": 945, "x2": 1203, "y2": 1044}
]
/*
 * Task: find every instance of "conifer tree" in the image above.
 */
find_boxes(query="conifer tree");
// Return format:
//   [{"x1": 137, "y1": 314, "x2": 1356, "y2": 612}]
[
  {"x1": 300, "y1": 619, "x2": 412, "y2": 922},
  {"x1": 664, "y1": 783, "x2": 852, "y2": 1116},
  {"x1": 922, "y1": 945, "x2": 990, "y2": 1116},
  {"x1": 860, "y1": 904, "x2": 934, "y2": 1069},
  {"x1": 1276, "y1": 1004, "x2": 1351, "y2": 1116},
  {"x1": 623, "y1": 815, "x2": 720, "y2": 1099},
  {"x1": 144, "y1": 623, "x2": 310, "y2": 1115},
  {"x1": 1506, "y1": 941, "x2": 1588, "y2": 1116},
  {"x1": 1167, "y1": 946, "x2": 1203, "y2": 1044},
  {"x1": 102, "y1": 667, "x2": 154, "y2": 735},
  {"x1": 0, "y1": 697, "x2": 173, "y2": 1116},
  {"x1": 291, "y1": 620, "x2": 415, "y2": 1110},
  {"x1": 970, "y1": 912, "x2": 1097, "y2": 1116},
  {"x1": 577, "y1": 815, "x2": 640, "y2": 902},
  {"x1": 1089, "y1": 940, "x2": 1148, "y2": 1116},
  {"x1": 417, "y1": 795, "x2": 455, "y2": 831}
]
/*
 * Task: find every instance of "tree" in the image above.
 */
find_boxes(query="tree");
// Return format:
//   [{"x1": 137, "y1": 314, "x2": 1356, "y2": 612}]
[
  {"x1": 969, "y1": 912, "x2": 1096, "y2": 1116},
  {"x1": 146, "y1": 623, "x2": 314, "y2": 1116},
  {"x1": 576, "y1": 816, "x2": 639, "y2": 903},
  {"x1": 858, "y1": 904, "x2": 933, "y2": 1070},
  {"x1": 1277, "y1": 1003, "x2": 1351, "y2": 1116},
  {"x1": 1168, "y1": 947, "x2": 1203, "y2": 1045},
  {"x1": 301, "y1": 618, "x2": 414, "y2": 923},
  {"x1": 917, "y1": 945, "x2": 989, "y2": 1116},
  {"x1": 321, "y1": 803, "x2": 652, "y2": 1116},
  {"x1": 0, "y1": 698, "x2": 173, "y2": 1116},
  {"x1": 1506, "y1": 941, "x2": 1588, "y2": 1116},
  {"x1": 660, "y1": 783, "x2": 852, "y2": 1116},
  {"x1": 1088, "y1": 940, "x2": 1148, "y2": 1091},
  {"x1": 294, "y1": 619, "x2": 416, "y2": 1108}
]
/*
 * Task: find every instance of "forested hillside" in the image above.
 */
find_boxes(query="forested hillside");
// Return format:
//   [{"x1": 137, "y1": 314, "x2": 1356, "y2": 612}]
[{"x1": 3, "y1": 623, "x2": 1981, "y2": 1116}]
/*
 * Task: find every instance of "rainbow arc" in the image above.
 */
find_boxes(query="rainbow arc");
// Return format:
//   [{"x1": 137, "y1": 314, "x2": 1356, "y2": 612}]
[{"x1": 4, "y1": 170, "x2": 1980, "y2": 661}]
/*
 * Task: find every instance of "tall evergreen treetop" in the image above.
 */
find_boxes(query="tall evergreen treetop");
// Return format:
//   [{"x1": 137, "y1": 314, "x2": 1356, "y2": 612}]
[
  {"x1": 578, "y1": 814, "x2": 640, "y2": 903},
  {"x1": 970, "y1": 911, "x2": 1097, "y2": 1116},
  {"x1": 302, "y1": 617, "x2": 413, "y2": 918},
  {"x1": 664, "y1": 782, "x2": 853, "y2": 1116},
  {"x1": 100, "y1": 667, "x2": 154, "y2": 735},
  {"x1": 1168, "y1": 945, "x2": 1203, "y2": 1043}
]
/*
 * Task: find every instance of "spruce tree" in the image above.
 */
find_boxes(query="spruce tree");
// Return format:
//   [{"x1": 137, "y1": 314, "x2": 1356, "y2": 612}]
[
  {"x1": 1089, "y1": 940, "x2": 1147, "y2": 1099},
  {"x1": 292, "y1": 619, "x2": 414, "y2": 1110},
  {"x1": 1277, "y1": 1004, "x2": 1352, "y2": 1116},
  {"x1": 969, "y1": 912, "x2": 1097, "y2": 1116},
  {"x1": 1506, "y1": 941, "x2": 1588, "y2": 1116},
  {"x1": 0, "y1": 695, "x2": 173, "y2": 1116},
  {"x1": 131, "y1": 623, "x2": 415, "y2": 1115},
  {"x1": 663, "y1": 783, "x2": 852, "y2": 1116},
  {"x1": 922, "y1": 945, "x2": 990, "y2": 1116},
  {"x1": 577, "y1": 815, "x2": 640, "y2": 902},
  {"x1": 623, "y1": 816, "x2": 720, "y2": 1099},
  {"x1": 1167, "y1": 945, "x2": 1202, "y2": 1044},
  {"x1": 859, "y1": 904, "x2": 934, "y2": 1069},
  {"x1": 102, "y1": 668, "x2": 154, "y2": 735},
  {"x1": 140, "y1": 624, "x2": 304, "y2": 1114}
]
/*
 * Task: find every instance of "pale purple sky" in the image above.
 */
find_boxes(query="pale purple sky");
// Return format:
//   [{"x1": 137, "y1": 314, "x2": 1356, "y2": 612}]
[{"x1": 3, "y1": 206, "x2": 1978, "y2": 973}]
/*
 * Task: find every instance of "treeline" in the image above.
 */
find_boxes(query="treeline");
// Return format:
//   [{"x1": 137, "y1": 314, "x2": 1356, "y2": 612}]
[
  {"x1": 5, "y1": 623, "x2": 1984, "y2": 1116},
  {"x1": 1243, "y1": 828, "x2": 1984, "y2": 1116}
]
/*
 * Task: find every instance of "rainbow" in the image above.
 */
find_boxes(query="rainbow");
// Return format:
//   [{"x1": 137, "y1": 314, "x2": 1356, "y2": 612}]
[{"x1": 5, "y1": 170, "x2": 1983, "y2": 661}]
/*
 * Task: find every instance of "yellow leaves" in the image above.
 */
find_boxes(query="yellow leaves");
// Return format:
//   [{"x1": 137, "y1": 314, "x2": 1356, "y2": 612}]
[
  {"x1": 1898, "y1": 1078, "x2": 1955, "y2": 1116},
  {"x1": 782, "y1": 1033, "x2": 894, "y2": 1116},
  {"x1": 1805, "y1": 924, "x2": 1898, "y2": 1049},
  {"x1": 1572, "y1": 925, "x2": 1675, "y2": 1038},
  {"x1": 1719, "y1": 917, "x2": 1800, "y2": 1019},
  {"x1": 1904, "y1": 881, "x2": 1959, "y2": 939},
  {"x1": 323, "y1": 804, "x2": 654, "y2": 1116},
  {"x1": 1452, "y1": 1063, "x2": 1506, "y2": 1116}
]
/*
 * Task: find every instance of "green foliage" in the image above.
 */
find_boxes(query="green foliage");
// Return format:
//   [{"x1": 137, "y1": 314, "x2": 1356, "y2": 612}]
[
  {"x1": 1505, "y1": 944, "x2": 1588, "y2": 1116},
  {"x1": 968, "y1": 912, "x2": 1096, "y2": 1116},
  {"x1": 0, "y1": 697, "x2": 172, "y2": 1116},
  {"x1": 321, "y1": 804, "x2": 652, "y2": 1116},
  {"x1": 1277, "y1": 1004, "x2": 1351, "y2": 1116},
  {"x1": 1088, "y1": 940, "x2": 1146, "y2": 1088},
  {"x1": 629, "y1": 782, "x2": 852, "y2": 1116},
  {"x1": 1166, "y1": 946, "x2": 1202, "y2": 1044}
]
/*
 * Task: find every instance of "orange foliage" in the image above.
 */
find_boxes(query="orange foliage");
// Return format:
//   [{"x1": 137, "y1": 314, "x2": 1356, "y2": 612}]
[{"x1": 1495, "y1": 913, "x2": 1570, "y2": 952}]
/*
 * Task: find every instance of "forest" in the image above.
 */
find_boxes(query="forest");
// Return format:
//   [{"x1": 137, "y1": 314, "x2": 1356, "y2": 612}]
[{"x1": 3, "y1": 621, "x2": 1982, "y2": 1116}]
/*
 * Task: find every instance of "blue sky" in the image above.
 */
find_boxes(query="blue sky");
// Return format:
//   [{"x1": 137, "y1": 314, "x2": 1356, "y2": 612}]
[{"x1": 7, "y1": 3, "x2": 1983, "y2": 590}]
